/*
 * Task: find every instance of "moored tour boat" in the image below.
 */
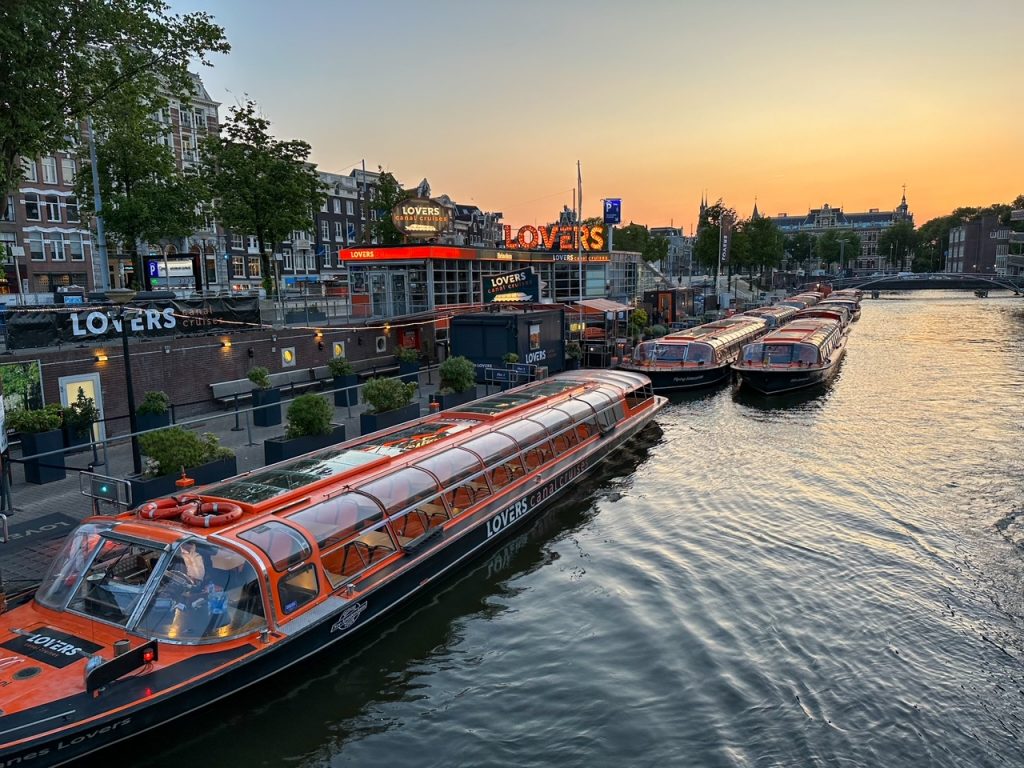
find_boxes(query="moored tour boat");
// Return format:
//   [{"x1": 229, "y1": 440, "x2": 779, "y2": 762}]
[
  {"x1": 741, "y1": 304, "x2": 799, "y2": 329},
  {"x1": 777, "y1": 292, "x2": 824, "y2": 310},
  {"x1": 733, "y1": 317, "x2": 848, "y2": 395},
  {"x1": 0, "y1": 370, "x2": 664, "y2": 767},
  {"x1": 793, "y1": 304, "x2": 852, "y2": 330},
  {"x1": 619, "y1": 315, "x2": 769, "y2": 391},
  {"x1": 815, "y1": 297, "x2": 861, "y2": 321}
]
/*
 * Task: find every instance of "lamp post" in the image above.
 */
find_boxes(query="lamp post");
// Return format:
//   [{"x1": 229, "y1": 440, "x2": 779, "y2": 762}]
[
  {"x1": 839, "y1": 239, "x2": 848, "y2": 276},
  {"x1": 107, "y1": 288, "x2": 141, "y2": 475}
]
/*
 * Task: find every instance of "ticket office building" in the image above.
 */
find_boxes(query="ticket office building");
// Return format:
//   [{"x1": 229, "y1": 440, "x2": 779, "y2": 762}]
[{"x1": 335, "y1": 245, "x2": 640, "y2": 318}]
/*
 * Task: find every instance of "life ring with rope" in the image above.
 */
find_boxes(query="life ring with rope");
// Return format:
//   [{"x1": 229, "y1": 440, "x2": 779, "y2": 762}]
[
  {"x1": 136, "y1": 495, "x2": 200, "y2": 521},
  {"x1": 180, "y1": 501, "x2": 244, "y2": 528}
]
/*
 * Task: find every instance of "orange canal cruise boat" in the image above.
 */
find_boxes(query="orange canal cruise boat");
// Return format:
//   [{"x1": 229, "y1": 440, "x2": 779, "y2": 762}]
[{"x1": 0, "y1": 370, "x2": 664, "y2": 767}]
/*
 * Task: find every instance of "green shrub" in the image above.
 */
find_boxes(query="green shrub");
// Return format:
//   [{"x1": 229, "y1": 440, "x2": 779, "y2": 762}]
[
  {"x1": 650, "y1": 324, "x2": 668, "y2": 337},
  {"x1": 8, "y1": 404, "x2": 62, "y2": 434},
  {"x1": 62, "y1": 387, "x2": 99, "y2": 437},
  {"x1": 565, "y1": 341, "x2": 583, "y2": 360},
  {"x1": 362, "y1": 376, "x2": 417, "y2": 414},
  {"x1": 139, "y1": 427, "x2": 234, "y2": 478},
  {"x1": 396, "y1": 346, "x2": 419, "y2": 364},
  {"x1": 137, "y1": 390, "x2": 170, "y2": 416},
  {"x1": 629, "y1": 308, "x2": 649, "y2": 337},
  {"x1": 438, "y1": 356, "x2": 475, "y2": 394},
  {"x1": 285, "y1": 394, "x2": 333, "y2": 439},
  {"x1": 327, "y1": 357, "x2": 354, "y2": 377},
  {"x1": 502, "y1": 352, "x2": 519, "y2": 364},
  {"x1": 248, "y1": 366, "x2": 271, "y2": 389}
]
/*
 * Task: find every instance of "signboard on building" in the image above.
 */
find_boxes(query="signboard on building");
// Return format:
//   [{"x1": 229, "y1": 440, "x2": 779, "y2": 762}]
[
  {"x1": 484, "y1": 268, "x2": 540, "y2": 303},
  {"x1": 501, "y1": 224, "x2": 606, "y2": 252},
  {"x1": 5, "y1": 297, "x2": 262, "y2": 350},
  {"x1": 391, "y1": 197, "x2": 452, "y2": 238},
  {"x1": 147, "y1": 258, "x2": 196, "y2": 278}
]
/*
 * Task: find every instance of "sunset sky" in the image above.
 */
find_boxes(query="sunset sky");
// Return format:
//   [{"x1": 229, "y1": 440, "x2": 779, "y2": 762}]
[{"x1": 169, "y1": 0, "x2": 1022, "y2": 232}]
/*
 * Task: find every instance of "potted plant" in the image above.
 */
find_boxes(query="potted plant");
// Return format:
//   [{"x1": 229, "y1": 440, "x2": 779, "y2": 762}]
[
  {"x1": 360, "y1": 376, "x2": 419, "y2": 434},
  {"x1": 264, "y1": 393, "x2": 346, "y2": 464},
  {"x1": 9, "y1": 404, "x2": 65, "y2": 484},
  {"x1": 61, "y1": 388, "x2": 98, "y2": 453},
  {"x1": 396, "y1": 345, "x2": 421, "y2": 383},
  {"x1": 565, "y1": 340, "x2": 583, "y2": 371},
  {"x1": 328, "y1": 357, "x2": 359, "y2": 407},
  {"x1": 137, "y1": 390, "x2": 172, "y2": 432},
  {"x1": 132, "y1": 427, "x2": 237, "y2": 503},
  {"x1": 430, "y1": 356, "x2": 479, "y2": 411},
  {"x1": 502, "y1": 352, "x2": 523, "y2": 387},
  {"x1": 248, "y1": 366, "x2": 281, "y2": 427}
]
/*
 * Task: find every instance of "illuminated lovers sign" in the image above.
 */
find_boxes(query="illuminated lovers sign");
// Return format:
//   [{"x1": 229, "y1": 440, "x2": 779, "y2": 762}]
[
  {"x1": 484, "y1": 269, "x2": 540, "y2": 303},
  {"x1": 392, "y1": 197, "x2": 452, "y2": 238},
  {"x1": 502, "y1": 224, "x2": 606, "y2": 252}
]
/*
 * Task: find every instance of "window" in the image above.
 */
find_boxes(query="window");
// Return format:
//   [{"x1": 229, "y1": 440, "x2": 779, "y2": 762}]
[
  {"x1": 49, "y1": 232, "x2": 66, "y2": 261},
  {"x1": 333, "y1": 198, "x2": 342, "y2": 214},
  {"x1": 42, "y1": 157, "x2": 58, "y2": 184},
  {"x1": 21, "y1": 158, "x2": 37, "y2": 182},
  {"x1": 232, "y1": 254, "x2": 245, "y2": 277},
  {"x1": 45, "y1": 195, "x2": 60, "y2": 222},
  {"x1": 278, "y1": 563, "x2": 319, "y2": 614},
  {"x1": 239, "y1": 521, "x2": 313, "y2": 572},
  {"x1": 306, "y1": 252, "x2": 316, "y2": 271},
  {"x1": 334, "y1": 221, "x2": 343, "y2": 241},
  {"x1": 284, "y1": 250, "x2": 293, "y2": 270},
  {"x1": 247, "y1": 256, "x2": 261, "y2": 278},
  {"x1": 320, "y1": 220, "x2": 330, "y2": 241},
  {"x1": 1, "y1": 232, "x2": 17, "y2": 262},
  {"x1": 24, "y1": 192, "x2": 40, "y2": 221},
  {"x1": 231, "y1": 234, "x2": 243, "y2": 249},
  {"x1": 65, "y1": 536, "x2": 165, "y2": 626},
  {"x1": 346, "y1": 200, "x2": 354, "y2": 216},
  {"x1": 1, "y1": 196, "x2": 13, "y2": 222},
  {"x1": 28, "y1": 232, "x2": 44, "y2": 260},
  {"x1": 69, "y1": 232, "x2": 87, "y2": 261}
]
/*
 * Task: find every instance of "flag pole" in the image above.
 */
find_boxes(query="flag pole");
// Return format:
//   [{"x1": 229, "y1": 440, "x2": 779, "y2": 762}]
[{"x1": 577, "y1": 160, "x2": 583, "y2": 345}]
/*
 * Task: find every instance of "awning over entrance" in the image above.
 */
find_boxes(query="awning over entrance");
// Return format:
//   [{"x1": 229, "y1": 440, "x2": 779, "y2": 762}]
[{"x1": 574, "y1": 298, "x2": 632, "y2": 314}]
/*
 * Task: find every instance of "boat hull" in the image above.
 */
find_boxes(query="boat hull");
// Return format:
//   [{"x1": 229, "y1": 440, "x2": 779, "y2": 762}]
[
  {"x1": 618, "y1": 364, "x2": 732, "y2": 392},
  {"x1": 735, "y1": 349, "x2": 845, "y2": 395},
  {"x1": 0, "y1": 400, "x2": 665, "y2": 768}
]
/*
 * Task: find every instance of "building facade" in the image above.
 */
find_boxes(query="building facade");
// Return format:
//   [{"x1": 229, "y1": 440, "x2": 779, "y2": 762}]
[
  {"x1": 649, "y1": 226, "x2": 694, "y2": 281},
  {"x1": 769, "y1": 194, "x2": 913, "y2": 273},
  {"x1": 946, "y1": 214, "x2": 1001, "y2": 274}
]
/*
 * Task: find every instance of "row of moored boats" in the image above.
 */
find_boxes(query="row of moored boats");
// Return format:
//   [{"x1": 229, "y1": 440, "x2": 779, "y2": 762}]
[{"x1": 621, "y1": 287, "x2": 863, "y2": 395}]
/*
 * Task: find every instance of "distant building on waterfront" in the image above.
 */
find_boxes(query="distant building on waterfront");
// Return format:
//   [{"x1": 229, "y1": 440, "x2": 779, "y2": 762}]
[
  {"x1": 649, "y1": 226, "x2": 694, "y2": 282},
  {"x1": 768, "y1": 194, "x2": 913, "y2": 273},
  {"x1": 946, "y1": 214, "x2": 1002, "y2": 274}
]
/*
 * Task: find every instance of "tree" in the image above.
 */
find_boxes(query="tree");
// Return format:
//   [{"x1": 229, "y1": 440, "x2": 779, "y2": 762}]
[
  {"x1": 742, "y1": 216, "x2": 784, "y2": 282},
  {"x1": 611, "y1": 223, "x2": 669, "y2": 263},
  {"x1": 693, "y1": 200, "x2": 737, "y2": 278},
  {"x1": 783, "y1": 232, "x2": 814, "y2": 273},
  {"x1": 0, "y1": 0, "x2": 228, "y2": 199},
  {"x1": 201, "y1": 101, "x2": 326, "y2": 294},
  {"x1": 877, "y1": 220, "x2": 918, "y2": 272},
  {"x1": 815, "y1": 230, "x2": 860, "y2": 273},
  {"x1": 365, "y1": 170, "x2": 409, "y2": 245},
  {"x1": 75, "y1": 92, "x2": 205, "y2": 288}
]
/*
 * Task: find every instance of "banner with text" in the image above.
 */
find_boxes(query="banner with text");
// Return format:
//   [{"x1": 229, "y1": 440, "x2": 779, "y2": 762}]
[{"x1": 5, "y1": 297, "x2": 262, "y2": 350}]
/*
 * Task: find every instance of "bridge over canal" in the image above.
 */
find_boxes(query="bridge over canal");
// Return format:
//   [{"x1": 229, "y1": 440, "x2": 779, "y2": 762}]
[{"x1": 822, "y1": 273, "x2": 1024, "y2": 293}]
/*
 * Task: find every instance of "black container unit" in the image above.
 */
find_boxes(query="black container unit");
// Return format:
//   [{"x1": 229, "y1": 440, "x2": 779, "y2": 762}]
[{"x1": 451, "y1": 307, "x2": 565, "y2": 382}]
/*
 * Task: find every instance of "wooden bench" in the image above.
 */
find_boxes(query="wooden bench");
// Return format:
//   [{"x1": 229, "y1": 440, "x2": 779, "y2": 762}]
[{"x1": 210, "y1": 379, "x2": 254, "y2": 407}]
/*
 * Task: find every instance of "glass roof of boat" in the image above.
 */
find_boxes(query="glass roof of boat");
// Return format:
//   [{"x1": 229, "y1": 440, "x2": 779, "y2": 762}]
[
  {"x1": 455, "y1": 379, "x2": 583, "y2": 415},
  {"x1": 204, "y1": 421, "x2": 476, "y2": 504}
]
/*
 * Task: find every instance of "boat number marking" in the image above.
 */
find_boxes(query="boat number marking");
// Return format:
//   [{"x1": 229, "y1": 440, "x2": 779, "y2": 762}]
[{"x1": 331, "y1": 601, "x2": 368, "y2": 633}]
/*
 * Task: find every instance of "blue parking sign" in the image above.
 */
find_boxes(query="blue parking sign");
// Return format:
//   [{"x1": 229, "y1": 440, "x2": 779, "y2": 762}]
[
  {"x1": 603, "y1": 199, "x2": 621, "y2": 225},
  {"x1": 147, "y1": 260, "x2": 159, "y2": 277}
]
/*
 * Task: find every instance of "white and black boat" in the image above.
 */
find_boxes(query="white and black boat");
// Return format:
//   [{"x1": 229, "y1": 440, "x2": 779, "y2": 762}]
[{"x1": 733, "y1": 318, "x2": 848, "y2": 394}]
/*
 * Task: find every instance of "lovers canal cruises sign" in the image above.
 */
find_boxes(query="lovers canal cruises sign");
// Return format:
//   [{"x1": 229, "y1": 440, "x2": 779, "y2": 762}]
[
  {"x1": 391, "y1": 197, "x2": 452, "y2": 238},
  {"x1": 484, "y1": 268, "x2": 540, "y2": 303},
  {"x1": 502, "y1": 223, "x2": 606, "y2": 252}
]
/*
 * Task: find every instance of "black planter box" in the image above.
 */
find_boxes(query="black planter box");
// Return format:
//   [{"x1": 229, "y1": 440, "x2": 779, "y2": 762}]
[
  {"x1": 62, "y1": 425, "x2": 91, "y2": 454},
  {"x1": 429, "y1": 387, "x2": 478, "y2": 411},
  {"x1": 252, "y1": 388, "x2": 282, "y2": 427},
  {"x1": 129, "y1": 456, "x2": 238, "y2": 505},
  {"x1": 398, "y1": 361, "x2": 420, "y2": 384},
  {"x1": 333, "y1": 374, "x2": 359, "y2": 407},
  {"x1": 360, "y1": 402, "x2": 420, "y2": 435},
  {"x1": 137, "y1": 411, "x2": 172, "y2": 433},
  {"x1": 264, "y1": 425, "x2": 346, "y2": 465},
  {"x1": 22, "y1": 429, "x2": 66, "y2": 485}
]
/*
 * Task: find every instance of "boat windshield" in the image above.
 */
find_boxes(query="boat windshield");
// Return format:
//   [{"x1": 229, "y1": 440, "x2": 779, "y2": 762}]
[
  {"x1": 35, "y1": 521, "x2": 115, "y2": 610},
  {"x1": 633, "y1": 341, "x2": 710, "y2": 363},
  {"x1": 133, "y1": 539, "x2": 266, "y2": 643}
]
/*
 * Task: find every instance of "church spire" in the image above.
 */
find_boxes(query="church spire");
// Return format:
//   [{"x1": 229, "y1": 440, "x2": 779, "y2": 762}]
[{"x1": 752, "y1": 196, "x2": 761, "y2": 220}]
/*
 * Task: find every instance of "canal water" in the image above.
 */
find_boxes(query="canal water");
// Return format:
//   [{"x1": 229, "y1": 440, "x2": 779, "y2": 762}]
[{"x1": 135, "y1": 291, "x2": 1024, "y2": 768}]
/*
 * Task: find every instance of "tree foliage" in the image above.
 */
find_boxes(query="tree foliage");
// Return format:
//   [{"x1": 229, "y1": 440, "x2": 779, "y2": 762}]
[
  {"x1": 815, "y1": 229, "x2": 861, "y2": 272},
  {"x1": 783, "y1": 232, "x2": 814, "y2": 271},
  {"x1": 0, "y1": 0, "x2": 228, "y2": 198},
  {"x1": 877, "y1": 220, "x2": 918, "y2": 271},
  {"x1": 365, "y1": 170, "x2": 410, "y2": 245},
  {"x1": 693, "y1": 200, "x2": 736, "y2": 274},
  {"x1": 201, "y1": 101, "x2": 326, "y2": 294},
  {"x1": 75, "y1": 93, "x2": 204, "y2": 287},
  {"x1": 611, "y1": 223, "x2": 669, "y2": 263}
]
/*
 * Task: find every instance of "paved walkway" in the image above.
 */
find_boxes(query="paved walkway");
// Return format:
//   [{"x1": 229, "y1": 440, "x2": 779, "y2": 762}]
[{"x1": 0, "y1": 369, "x2": 453, "y2": 591}]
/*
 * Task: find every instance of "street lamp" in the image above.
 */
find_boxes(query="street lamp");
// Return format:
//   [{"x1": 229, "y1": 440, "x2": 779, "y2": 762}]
[
  {"x1": 107, "y1": 288, "x2": 142, "y2": 475},
  {"x1": 839, "y1": 239, "x2": 848, "y2": 276}
]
